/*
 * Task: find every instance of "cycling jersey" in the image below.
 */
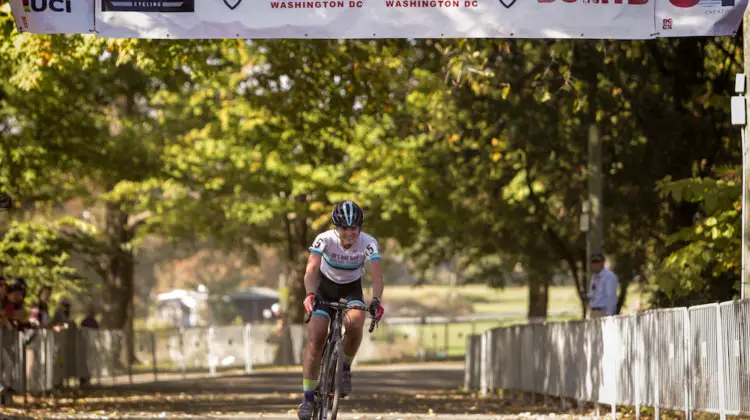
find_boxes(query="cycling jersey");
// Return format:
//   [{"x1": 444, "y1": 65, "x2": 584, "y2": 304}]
[{"x1": 308, "y1": 230, "x2": 381, "y2": 284}]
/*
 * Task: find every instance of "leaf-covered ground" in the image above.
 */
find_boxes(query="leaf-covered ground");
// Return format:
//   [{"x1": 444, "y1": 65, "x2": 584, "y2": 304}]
[{"x1": 2, "y1": 364, "x2": 595, "y2": 419}]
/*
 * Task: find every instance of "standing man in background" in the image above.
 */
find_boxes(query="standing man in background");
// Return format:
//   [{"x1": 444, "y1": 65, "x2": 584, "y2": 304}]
[{"x1": 588, "y1": 252, "x2": 619, "y2": 317}]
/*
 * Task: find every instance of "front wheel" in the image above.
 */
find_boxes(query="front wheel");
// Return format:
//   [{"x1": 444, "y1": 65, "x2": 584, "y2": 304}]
[
  {"x1": 314, "y1": 344, "x2": 331, "y2": 420},
  {"x1": 311, "y1": 399, "x2": 322, "y2": 420},
  {"x1": 330, "y1": 342, "x2": 345, "y2": 420}
]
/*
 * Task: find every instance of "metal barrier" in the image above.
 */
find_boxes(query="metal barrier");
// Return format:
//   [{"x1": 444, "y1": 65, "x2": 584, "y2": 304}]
[
  {"x1": 464, "y1": 299, "x2": 750, "y2": 419},
  {"x1": 0, "y1": 326, "x2": 23, "y2": 396}
]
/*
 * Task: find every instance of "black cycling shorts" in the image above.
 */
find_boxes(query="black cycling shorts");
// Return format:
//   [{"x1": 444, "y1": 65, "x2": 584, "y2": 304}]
[{"x1": 311, "y1": 272, "x2": 365, "y2": 320}]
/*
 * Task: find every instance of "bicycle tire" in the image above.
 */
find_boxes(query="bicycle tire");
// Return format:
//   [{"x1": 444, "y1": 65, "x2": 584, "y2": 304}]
[
  {"x1": 317, "y1": 343, "x2": 331, "y2": 420},
  {"x1": 310, "y1": 374, "x2": 322, "y2": 420},
  {"x1": 323, "y1": 342, "x2": 338, "y2": 415},
  {"x1": 330, "y1": 341, "x2": 345, "y2": 420},
  {"x1": 311, "y1": 399, "x2": 321, "y2": 420}
]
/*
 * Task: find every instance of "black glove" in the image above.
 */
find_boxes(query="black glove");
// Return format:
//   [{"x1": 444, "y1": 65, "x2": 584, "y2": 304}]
[{"x1": 368, "y1": 298, "x2": 384, "y2": 321}]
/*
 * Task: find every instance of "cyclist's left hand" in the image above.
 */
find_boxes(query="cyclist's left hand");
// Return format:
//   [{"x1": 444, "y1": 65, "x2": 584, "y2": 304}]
[{"x1": 368, "y1": 298, "x2": 384, "y2": 321}]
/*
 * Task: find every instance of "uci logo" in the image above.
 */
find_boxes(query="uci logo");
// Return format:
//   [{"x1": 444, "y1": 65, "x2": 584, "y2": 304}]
[
  {"x1": 669, "y1": 0, "x2": 733, "y2": 6},
  {"x1": 22, "y1": 0, "x2": 71, "y2": 12}
]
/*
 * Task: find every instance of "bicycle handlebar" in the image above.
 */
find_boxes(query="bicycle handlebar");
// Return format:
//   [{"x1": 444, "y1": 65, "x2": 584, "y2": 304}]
[{"x1": 303, "y1": 299, "x2": 380, "y2": 333}]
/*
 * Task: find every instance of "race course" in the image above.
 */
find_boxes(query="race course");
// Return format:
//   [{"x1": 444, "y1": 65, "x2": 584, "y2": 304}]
[{"x1": 4, "y1": 363, "x2": 589, "y2": 419}]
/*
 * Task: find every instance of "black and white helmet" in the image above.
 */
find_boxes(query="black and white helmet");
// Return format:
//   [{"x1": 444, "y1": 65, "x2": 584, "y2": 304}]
[{"x1": 331, "y1": 200, "x2": 364, "y2": 228}]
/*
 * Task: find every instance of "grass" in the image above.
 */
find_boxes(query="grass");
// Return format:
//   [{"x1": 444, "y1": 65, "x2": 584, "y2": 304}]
[
  {"x1": 373, "y1": 319, "x2": 526, "y2": 357},
  {"x1": 359, "y1": 283, "x2": 649, "y2": 358},
  {"x1": 369, "y1": 283, "x2": 649, "y2": 319}
]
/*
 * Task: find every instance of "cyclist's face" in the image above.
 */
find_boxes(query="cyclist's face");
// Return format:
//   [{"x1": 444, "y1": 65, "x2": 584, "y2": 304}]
[{"x1": 336, "y1": 226, "x2": 360, "y2": 247}]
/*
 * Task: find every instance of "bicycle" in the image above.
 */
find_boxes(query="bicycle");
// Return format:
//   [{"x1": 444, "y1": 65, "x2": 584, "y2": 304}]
[{"x1": 303, "y1": 298, "x2": 379, "y2": 420}]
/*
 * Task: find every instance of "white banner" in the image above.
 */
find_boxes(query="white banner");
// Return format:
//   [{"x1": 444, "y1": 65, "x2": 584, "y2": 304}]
[
  {"x1": 655, "y1": 0, "x2": 747, "y2": 37},
  {"x1": 10, "y1": 0, "x2": 94, "y2": 34},
  {"x1": 7, "y1": 0, "x2": 747, "y2": 38},
  {"x1": 93, "y1": 0, "x2": 656, "y2": 39}
]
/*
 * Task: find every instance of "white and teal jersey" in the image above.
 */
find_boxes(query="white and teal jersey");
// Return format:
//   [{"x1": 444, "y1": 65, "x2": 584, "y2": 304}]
[{"x1": 309, "y1": 230, "x2": 381, "y2": 284}]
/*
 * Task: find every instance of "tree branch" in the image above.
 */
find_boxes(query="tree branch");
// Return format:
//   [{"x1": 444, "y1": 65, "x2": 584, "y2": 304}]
[
  {"x1": 520, "y1": 146, "x2": 587, "y2": 314},
  {"x1": 646, "y1": 42, "x2": 670, "y2": 76},
  {"x1": 126, "y1": 211, "x2": 153, "y2": 231},
  {"x1": 711, "y1": 38, "x2": 742, "y2": 70}
]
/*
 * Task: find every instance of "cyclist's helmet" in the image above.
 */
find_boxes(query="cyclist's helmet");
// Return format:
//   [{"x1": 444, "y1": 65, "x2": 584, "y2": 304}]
[{"x1": 331, "y1": 200, "x2": 364, "y2": 228}]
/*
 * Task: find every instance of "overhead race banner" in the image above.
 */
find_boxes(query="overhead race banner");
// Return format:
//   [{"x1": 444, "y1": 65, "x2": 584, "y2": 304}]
[
  {"x1": 92, "y1": 0, "x2": 655, "y2": 39},
  {"x1": 8, "y1": 0, "x2": 748, "y2": 38},
  {"x1": 9, "y1": 0, "x2": 94, "y2": 34}
]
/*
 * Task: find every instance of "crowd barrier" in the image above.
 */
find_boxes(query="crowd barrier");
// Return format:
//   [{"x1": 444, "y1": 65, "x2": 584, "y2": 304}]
[{"x1": 464, "y1": 300, "x2": 750, "y2": 419}]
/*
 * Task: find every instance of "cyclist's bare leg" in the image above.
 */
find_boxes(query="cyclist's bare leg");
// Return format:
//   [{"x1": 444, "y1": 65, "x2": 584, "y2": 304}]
[
  {"x1": 298, "y1": 312, "x2": 329, "y2": 419},
  {"x1": 343, "y1": 309, "x2": 366, "y2": 361},
  {"x1": 302, "y1": 314, "x2": 329, "y2": 397}
]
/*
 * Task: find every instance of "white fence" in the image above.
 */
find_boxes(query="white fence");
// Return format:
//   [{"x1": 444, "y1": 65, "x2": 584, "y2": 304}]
[
  {"x1": 464, "y1": 299, "x2": 750, "y2": 419},
  {"x1": 0, "y1": 313, "x2": 508, "y2": 402}
]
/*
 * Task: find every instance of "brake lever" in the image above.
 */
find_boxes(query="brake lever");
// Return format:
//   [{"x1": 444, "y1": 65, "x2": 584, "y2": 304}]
[{"x1": 368, "y1": 316, "x2": 379, "y2": 333}]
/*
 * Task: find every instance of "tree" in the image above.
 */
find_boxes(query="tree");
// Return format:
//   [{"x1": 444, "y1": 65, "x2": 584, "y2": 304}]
[
  {"x1": 0, "y1": 217, "x2": 91, "y2": 296},
  {"x1": 147, "y1": 40, "x2": 416, "y2": 322}
]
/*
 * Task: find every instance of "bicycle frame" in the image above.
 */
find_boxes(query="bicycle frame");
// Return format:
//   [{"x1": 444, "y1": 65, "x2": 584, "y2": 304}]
[{"x1": 304, "y1": 298, "x2": 377, "y2": 420}]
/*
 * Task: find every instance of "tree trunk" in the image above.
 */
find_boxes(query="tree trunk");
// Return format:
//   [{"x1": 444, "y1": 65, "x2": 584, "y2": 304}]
[
  {"x1": 101, "y1": 199, "x2": 136, "y2": 364},
  {"x1": 567, "y1": 255, "x2": 589, "y2": 319},
  {"x1": 274, "y1": 198, "x2": 313, "y2": 366},
  {"x1": 527, "y1": 273, "x2": 549, "y2": 320},
  {"x1": 286, "y1": 255, "x2": 308, "y2": 324},
  {"x1": 96, "y1": 96, "x2": 138, "y2": 366},
  {"x1": 582, "y1": 256, "x2": 590, "y2": 319},
  {"x1": 283, "y1": 194, "x2": 312, "y2": 324},
  {"x1": 613, "y1": 246, "x2": 645, "y2": 314},
  {"x1": 616, "y1": 276, "x2": 631, "y2": 315}
]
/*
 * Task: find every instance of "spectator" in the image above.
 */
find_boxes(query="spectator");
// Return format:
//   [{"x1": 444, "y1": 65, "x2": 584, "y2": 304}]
[
  {"x1": 4, "y1": 277, "x2": 30, "y2": 328},
  {"x1": 80, "y1": 304, "x2": 99, "y2": 329},
  {"x1": 0, "y1": 274, "x2": 13, "y2": 401},
  {"x1": 587, "y1": 252, "x2": 619, "y2": 318},
  {"x1": 29, "y1": 286, "x2": 52, "y2": 329},
  {"x1": 0, "y1": 274, "x2": 7, "y2": 306},
  {"x1": 79, "y1": 303, "x2": 98, "y2": 387},
  {"x1": 0, "y1": 275, "x2": 8, "y2": 327},
  {"x1": 51, "y1": 297, "x2": 71, "y2": 328}
]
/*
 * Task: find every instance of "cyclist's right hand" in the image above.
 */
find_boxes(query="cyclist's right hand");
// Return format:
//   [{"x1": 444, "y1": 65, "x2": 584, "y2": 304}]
[{"x1": 303, "y1": 293, "x2": 315, "y2": 315}]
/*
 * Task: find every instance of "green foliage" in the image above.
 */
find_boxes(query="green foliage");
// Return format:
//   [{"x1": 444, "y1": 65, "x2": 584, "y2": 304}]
[
  {"x1": 0, "y1": 10, "x2": 744, "y2": 324},
  {"x1": 0, "y1": 217, "x2": 91, "y2": 296},
  {"x1": 653, "y1": 171, "x2": 741, "y2": 301}
]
